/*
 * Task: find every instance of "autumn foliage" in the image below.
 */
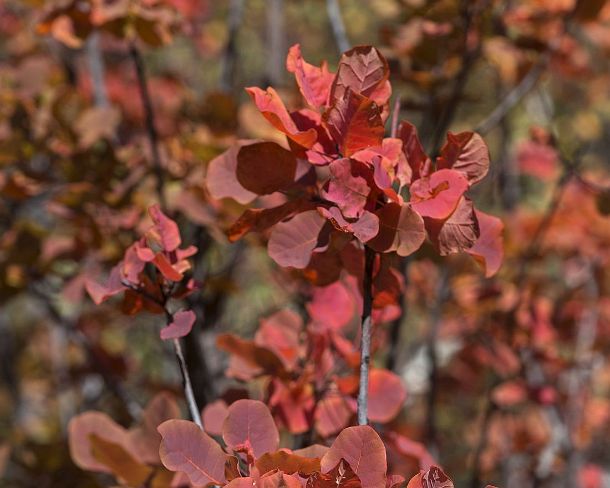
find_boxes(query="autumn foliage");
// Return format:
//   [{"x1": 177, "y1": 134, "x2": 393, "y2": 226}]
[{"x1": 2, "y1": 1, "x2": 610, "y2": 488}]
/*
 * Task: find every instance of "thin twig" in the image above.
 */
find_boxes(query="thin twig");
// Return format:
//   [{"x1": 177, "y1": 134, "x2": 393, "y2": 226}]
[
  {"x1": 357, "y1": 246, "x2": 376, "y2": 425},
  {"x1": 390, "y1": 97, "x2": 401, "y2": 139},
  {"x1": 266, "y1": 0, "x2": 285, "y2": 86},
  {"x1": 220, "y1": 0, "x2": 244, "y2": 92},
  {"x1": 429, "y1": 0, "x2": 479, "y2": 155},
  {"x1": 425, "y1": 267, "x2": 450, "y2": 453},
  {"x1": 129, "y1": 43, "x2": 166, "y2": 210},
  {"x1": 326, "y1": 0, "x2": 350, "y2": 54},
  {"x1": 172, "y1": 337, "x2": 203, "y2": 429},
  {"x1": 86, "y1": 31, "x2": 109, "y2": 108},
  {"x1": 475, "y1": 55, "x2": 549, "y2": 135}
]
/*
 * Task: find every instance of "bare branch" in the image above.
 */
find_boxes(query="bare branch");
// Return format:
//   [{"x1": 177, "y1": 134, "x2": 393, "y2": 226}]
[
  {"x1": 475, "y1": 55, "x2": 549, "y2": 135},
  {"x1": 129, "y1": 43, "x2": 166, "y2": 210},
  {"x1": 172, "y1": 337, "x2": 204, "y2": 429},
  {"x1": 220, "y1": 0, "x2": 244, "y2": 92},
  {"x1": 86, "y1": 31, "x2": 109, "y2": 108},
  {"x1": 357, "y1": 246, "x2": 376, "y2": 425},
  {"x1": 326, "y1": 0, "x2": 350, "y2": 54}
]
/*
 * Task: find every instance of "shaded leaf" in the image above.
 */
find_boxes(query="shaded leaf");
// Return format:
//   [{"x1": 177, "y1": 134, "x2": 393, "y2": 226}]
[
  {"x1": 325, "y1": 91, "x2": 384, "y2": 157},
  {"x1": 437, "y1": 132, "x2": 489, "y2": 185},
  {"x1": 367, "y1": 203, "x2": 425, "y2": 256},
  {"x1": 236, "y1": 142, "x2": 297, "y2": 195},
  {"x1": 223, "y1": 399, "x2": 280, "y2": 460},
  {"x1": 160, "y1": 310, "x2": 196, "y2": 340},
  {"x1": 321, "y1": 425, "x2": 387, "y2": 488},
  {"x1": 268, "y1": 210, "x2": 327, "y2": 268},
  {"x1": 426, "y1": 198, "x2": 480, "y2": 255},
  {"x1": 206, "y1": 142, "x2": 257, "y2": 204},
  {"x1": 90, "y1": 434, "x2": 153, "y2": 487},
  {"x1": 158, "y1": 419, "x2": 228, "y2": 487},
  {"x1": 255, "y1": 450, "x2": 321, "y2": 476},
  {"x1": 466, "y1": 210, "x2": 504, "y2": 277}
]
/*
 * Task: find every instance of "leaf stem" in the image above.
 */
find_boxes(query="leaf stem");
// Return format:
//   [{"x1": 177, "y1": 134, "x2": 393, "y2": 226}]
[
  {"x1": 172, "y1": 336, "x2": 204, "y2": 429},
  {"x1": 357, "y1": 246, "x2": 376, "y2": 425},
  {"x1": 129, "y1": 42, "x2": 166, "y2": 210}
]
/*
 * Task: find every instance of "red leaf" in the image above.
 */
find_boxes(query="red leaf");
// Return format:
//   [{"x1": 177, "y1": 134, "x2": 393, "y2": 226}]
[
  {"x1": 128, "y1": 392, "x2": 181, "y2": 464},
  {"x1": 321, "y1": 425, "x2": 387, "y2": 488},
  {"x1": 286, "y1": 44, "x2": 334, "y2": 109},
  {"x1": 68, "y1": 412, "x2": 134, "y2": 474},
  {"x1": 330, "y1": 46, "x2": 389, "y2": 103},
  {"x1": 318, "y1": 206, "x2": 379, "y2": 243},
  {"x1": 367, "y1": 369, "x2": 407, "y2": 423},
  {"x1": 367, "y1": 203, "x2": 426, "y2": 256},
  {"x1": 222, "y1": 399, "x2": 279, "y2": 460},
  {"x1": 314, "y1": 393, "x2": 352, "y2": 437},
  {"x1": 406, "y1": 466, "x2": 453, "y2": 488},
  {"x1": 246, "y1": 86, "x2": 317, "y2": 148},
  {"x1": 323, "y1": 158, "x2": 371, "y2": 218},
  {"x1": 236, "y1": 142, "x2": 297, "y2": 195},
  {"x1": 436, "y1": 132, "x2": 489, "y2": 185},
  {"x1": 255, "y1": 309, "x2": 302, "y2": 370},
  {"x1": 202, "y1": 400, "x2": 229, "y2": 437},
  {"x1": 160, "y1": 310, "x2": 196, "y2": 340},
  {"x1": 307, "y1": 281, "x2": 356, "y2": 331},
  {"x1": 255, "y1": 450, "x2": 321, "y2": 476},
  {"x1": 289, "y1": 109, "x2": 337, "y2": 165},
  {"x1": 410, "y1": 169, "x2": 468, "y2": 220},
  {"x1": 148, "y1": 204, "x2": 181, "y2": 252},
  {"x1": 216, "y1": 333, "x2": 289, "y2": 380},
  {"x1": 466, "y1": 210, "x2": 504, "y2": 277},
  {"x1": 268, "y1": 210, "x2": 327, "y2": 268},
  {"x1": 153, "y1": 252, "x2": 184, "y2": 281},
  {"x1": 388, "y1": 432, "x2": 436, "y2": 471},
  {"x1": 85, "y1": 265, "x2": 126, "y2": 305},
  {"x1": 352, "y1": 138, "x2": 407, "y2": 190},
  {"x1": 398, "y1": 121, "x2": 428, "y2": 182},
  {"x1": 206, "y1": 142, "x2": 257, "y2": 204},
  {"x1": 158, "y1": 419, "x2": 228, "y2": 487},
  {"x1": 228, "y1": 199, "x2": 313, "y2": 242},
  {"x1": 325, "y1": 90, "x2": 384, "y2": 157},
  {"x1": 426, "y1": 197, "x2": 480, "y2": 255}
]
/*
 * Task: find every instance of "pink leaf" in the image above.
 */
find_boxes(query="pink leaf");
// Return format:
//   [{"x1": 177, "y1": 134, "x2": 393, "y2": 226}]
[
  {"x1": 398, "y1": 121, "x2": 428, "y2": 182},
  {"x1": 321, "y1": 425, "x2": 387, "y2": 488},
  {"x1": 318, "y1": 206, "x2": 379, "y2": 242},
  {"x1": 466, "y1": 210, "x2": 504, "y2": 277},
  {"x1": 323, "y1": 158, "x2": 371, "y2": 219},
  {"x1": 437, "y1": 131, "x2": 490, "y2": 185},
  {"x1": 160, "y1": 310, "x2": 196, "y2": 340},
  {"x1": 268, "y1": 210, "x2": 327, "y2": 268},
  {"x1": 367, "y1": 369, "x2": 407, "y2": 423},
  {"x1": 148, "y1": 204, "x2": 181, "y2": 252},
  {"x1": 222, "y1": 399, "x2": 279, "y2": 460},
  {"x1": 286, "y1": 44, "x2": 334, "y2": 109},
  {"x1": 202, "y1": 400, "x2": 229, "y2": 437},
  {"x1": 307, "y1": 281, "x2": 356, "y2": 331},
  {"x1": 426, "y1": 197, "x2": 480, "y2": 256},
  {"x1": 330, "y1": 46, "x2": 389, "y2": 103},
  {"x1": 314, "y1": 394, "x2": 352, "y2": 437},
  {"x1": 410, "y1": 169, "x2": 469, "y2": 220},
  {"x1": 367, "y1": 203, "x2": 426, "y2": 256},
  {"x1": 158, "y1": 419, "x2": 228, "y2": 487},
  {"x1": 85, "y1": 265, "x2": 126, "y2": 305},
  {"x1": 206, "y1": 142, "x2": 257, "y2": 204}
]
